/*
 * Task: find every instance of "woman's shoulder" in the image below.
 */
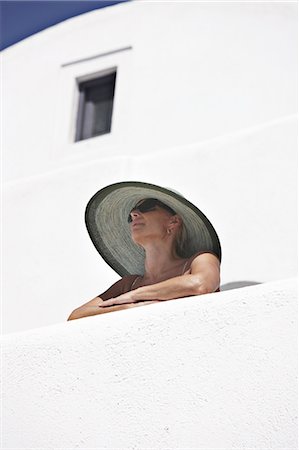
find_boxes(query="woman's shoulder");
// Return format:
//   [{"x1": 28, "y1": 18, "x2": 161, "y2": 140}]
[
  {"x1": 186, "y1": 252, "x2": 221, "y2": 292},
  {"x1": 187, "y1": 251, "x2": 220, "y2": 266}
]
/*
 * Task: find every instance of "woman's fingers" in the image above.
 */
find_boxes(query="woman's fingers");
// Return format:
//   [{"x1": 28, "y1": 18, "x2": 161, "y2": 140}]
[
  {"x1": 101, "y1": 294, "x2": 133, "y2": 307},
  {"x1": 99, "y1": 300, "x2": 159, "y2": 311},
  {"x1": 100, "y1": 298, "x2": 117, "y2": 307},
  {"x1": 99, "y1": 298, "x2": 159, "y2": 309}
]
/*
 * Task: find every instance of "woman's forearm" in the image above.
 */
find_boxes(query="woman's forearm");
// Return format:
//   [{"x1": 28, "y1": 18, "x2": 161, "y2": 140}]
[
  {"x1": 67, "y1": 301, "x2": 158, "y2": 321},
  {"x1": 67, "y1": 305, "x2": 113, "y2": 320},
  {"x1": 131, "y1": 274, "x2": 211, "y2": 302}
]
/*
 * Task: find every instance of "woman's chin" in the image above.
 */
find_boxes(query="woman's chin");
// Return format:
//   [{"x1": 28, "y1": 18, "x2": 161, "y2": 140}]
[
  {"x1": 131, "y1": 230, "x2": 146, "y2": 246},
  {"x1": 131, "y1": 233, "x2": 142, "y2": 244}
]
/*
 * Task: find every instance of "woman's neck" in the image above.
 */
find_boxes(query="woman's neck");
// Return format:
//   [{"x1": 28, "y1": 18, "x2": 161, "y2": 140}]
[{"x1": 142, "y1": 241, "x2": 184, "y2": 283}]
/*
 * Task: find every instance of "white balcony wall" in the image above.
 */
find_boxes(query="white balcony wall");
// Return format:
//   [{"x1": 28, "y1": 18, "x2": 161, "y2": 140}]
[
  {"x1": 2, "y1": 1, "x2": 297, "y2": 334},
  {"x1": 2, "y1": 279, "x2": 297, "y2": 449}
]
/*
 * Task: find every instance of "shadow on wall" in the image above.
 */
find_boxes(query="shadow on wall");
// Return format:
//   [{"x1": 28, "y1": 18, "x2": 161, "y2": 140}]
[{"x1": 220, "y1": 281, "x2": 262, "y2": 291}]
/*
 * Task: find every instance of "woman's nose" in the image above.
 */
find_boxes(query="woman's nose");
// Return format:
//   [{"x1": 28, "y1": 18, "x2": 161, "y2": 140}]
[{"x1": 130, "y1": 210, "x2": 141, "y2": 221}]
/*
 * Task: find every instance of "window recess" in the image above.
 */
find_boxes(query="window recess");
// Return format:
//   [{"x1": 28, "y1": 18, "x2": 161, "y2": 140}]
[{"x1": 75, "y1": 70, "x2": 116, "y2": 142}]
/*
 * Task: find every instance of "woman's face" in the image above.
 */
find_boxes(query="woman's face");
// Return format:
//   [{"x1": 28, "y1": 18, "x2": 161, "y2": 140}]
[{"x1": 128, "y1": 199, "x2": 178, "y2": 246}]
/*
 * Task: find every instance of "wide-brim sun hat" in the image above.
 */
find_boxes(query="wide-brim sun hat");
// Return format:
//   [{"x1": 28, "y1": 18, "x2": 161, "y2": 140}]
[{"x1": 85, "y1": 181, "x2": 221, "y2": 277}]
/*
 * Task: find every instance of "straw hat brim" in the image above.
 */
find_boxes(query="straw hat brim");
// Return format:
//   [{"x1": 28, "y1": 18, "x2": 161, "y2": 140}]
[{"x1": 85, "y1": 181, "x2": 221, "y2": 277}]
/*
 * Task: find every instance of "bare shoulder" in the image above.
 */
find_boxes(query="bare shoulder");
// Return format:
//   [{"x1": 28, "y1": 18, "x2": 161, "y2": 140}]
[
  {"x1": 190, "y1": 252, "x2": 220, "y2": 271},
  {"x1": 189, "y1": 252, "x2": 220, "y2": 293}
]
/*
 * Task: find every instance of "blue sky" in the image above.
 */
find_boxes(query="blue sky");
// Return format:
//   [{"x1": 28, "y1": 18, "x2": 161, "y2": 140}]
[{"x1": 0, "y1": 1, "x2": 129, "y2": 51}]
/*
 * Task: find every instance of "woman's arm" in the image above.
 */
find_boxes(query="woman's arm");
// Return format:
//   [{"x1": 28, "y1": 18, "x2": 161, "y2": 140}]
[
  {"x1": 67, "y1": 278, "x2": 124, "y2": 320},
  {"x1": 100, "y1": 253, "x2": 220, "y2": 307},
  {"x1": 67, "y1": 276, "x2": 158, "y2": 321},
  {"x1": 67, "y1": 298, "x2": 155, "y2": 321}
]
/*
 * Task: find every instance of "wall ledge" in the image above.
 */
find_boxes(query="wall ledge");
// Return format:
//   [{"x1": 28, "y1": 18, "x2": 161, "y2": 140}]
[{"x1": 2, "y1": 278, "x2": 297, "y2": 448}]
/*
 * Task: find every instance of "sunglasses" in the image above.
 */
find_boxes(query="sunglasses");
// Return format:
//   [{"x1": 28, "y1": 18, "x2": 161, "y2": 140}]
[{"x1": 128, "y1": 198, "x2": 176, "y2": 223}]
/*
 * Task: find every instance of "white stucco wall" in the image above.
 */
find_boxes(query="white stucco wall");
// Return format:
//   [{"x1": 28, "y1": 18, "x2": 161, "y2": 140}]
[
  {"x1": 2, "y1": 2, "x2": 297, "y2": 181},
  {"x1": 2, "y1": 279, "x2": 297, "y2": 449},
  {"x1": 2, "y1": 1, "x2": 297, "y2": 333}
]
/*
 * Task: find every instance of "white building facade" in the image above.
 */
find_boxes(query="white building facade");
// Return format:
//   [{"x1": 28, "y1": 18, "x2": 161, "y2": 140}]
[
  {"x1": 2, "y1": 2, "x2": 298, "y2": 448},
  {"x1": 2, "y1": 1, "x2": 297, "y2": 331}
]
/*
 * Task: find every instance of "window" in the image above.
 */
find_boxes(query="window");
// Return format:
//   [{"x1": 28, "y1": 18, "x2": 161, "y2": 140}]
[{"x1": 75, "y1": 70, "x2": 117, "y2": 142}]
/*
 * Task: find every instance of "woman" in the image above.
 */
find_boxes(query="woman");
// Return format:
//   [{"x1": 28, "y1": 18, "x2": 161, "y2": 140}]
[{"x1": 68, "y1": 181, "x2": 221, "y2": 321}]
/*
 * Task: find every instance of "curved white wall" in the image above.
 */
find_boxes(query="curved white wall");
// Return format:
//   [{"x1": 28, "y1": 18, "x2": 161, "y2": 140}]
[
  {"x1": 2, "y1": 279, "x2": 297, "y2": 448},
  {"x1": 2, "y1": 1, "x2": 297, "y2": 333},
  {"x1": 3, "y1": 2, "x2": 297, "y2": 181}
]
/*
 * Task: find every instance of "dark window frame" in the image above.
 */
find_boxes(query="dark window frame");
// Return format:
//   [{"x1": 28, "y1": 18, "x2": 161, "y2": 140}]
[{"x1": 75, "y1": 68, "x2": 117, "y2": 142}]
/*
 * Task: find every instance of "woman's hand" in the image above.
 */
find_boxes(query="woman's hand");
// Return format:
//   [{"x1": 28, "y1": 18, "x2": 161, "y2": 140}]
[
  {"x1": 100, "y1": 291, "x2": 138, "y2": 307},
  {"x1": 100, "y1": 291, "x2": 160, "y2": 308},
  {"x1": 68, "y1": 295, "x2": 159, "y2": 320}
]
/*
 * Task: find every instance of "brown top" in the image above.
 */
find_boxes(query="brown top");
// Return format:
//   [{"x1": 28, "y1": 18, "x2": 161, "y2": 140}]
[{"x1": 98, "y1": 251, "x2": 220, "y2": 300}]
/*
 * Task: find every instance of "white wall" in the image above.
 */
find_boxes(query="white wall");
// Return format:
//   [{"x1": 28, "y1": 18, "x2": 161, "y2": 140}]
[
  {"x1": 2, "y1": 279, "x2": 297, "y2": 449},
  {"x1": 2, "y1": 2, "x2": 297, "y2": 333},
  {"x1": 2, "y1": 2, "x2": 297, "y2": 181}
]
